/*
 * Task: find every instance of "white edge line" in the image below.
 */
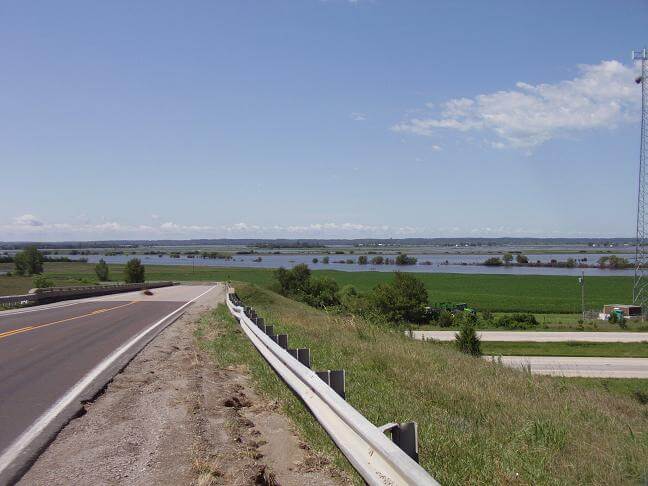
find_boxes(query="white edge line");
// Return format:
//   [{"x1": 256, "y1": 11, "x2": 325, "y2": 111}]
[{"x1": 0, "y1": 284, "x2": 218, "y2": 475}]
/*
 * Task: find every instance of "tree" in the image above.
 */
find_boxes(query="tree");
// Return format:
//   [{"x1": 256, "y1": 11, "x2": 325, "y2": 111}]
[
  {"x1": 371, "y1": 272, "x2": 428, "y2": 324},
  {"x1": 357, "y1": 255, "x2": 368, "y2": 265},
  {"x1": 95, "y1": 258, "x2": 110, "y2": 281},
  {"x1": 455, "y1": 323, "x2": 482, "y2": 356},
  {"x1": 14, "y1": 246, "x2": 44, "y2": 276},
  {"x1": 275, "y1": 264, "x2": 311, "y2": 295},
  {"x1": 370, "y1": 256, "x2": 384, "y2": 265},
  {"x1": 395, "y1": 253, "x2": 417, "y2": 265},
  {"x1": 484, "y1": 257, "x2": 503, "y2": 266},
  {"x1": 516, "y1": 254, "x2": 529, "y2": 264},
  {"x1": 322, "y1": 256, "x2": 330, "y2": 264},
  {"x1": 304, "y1": 277, "x2": 339, "y2": 307},
  {"x1": 124, "y1": 258, "x2": 145, "y2": 283},
  {"x1": 312, "y1": 257, "x2": 319, "y2": 264},
  {"x1": 503, "y1": 253, "x2": 513, "y2": 265}
]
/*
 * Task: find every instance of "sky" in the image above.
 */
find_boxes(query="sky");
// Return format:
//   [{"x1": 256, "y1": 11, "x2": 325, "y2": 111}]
[{"x1": 1, "y1": 0, "x2": 647, "y2": 241}]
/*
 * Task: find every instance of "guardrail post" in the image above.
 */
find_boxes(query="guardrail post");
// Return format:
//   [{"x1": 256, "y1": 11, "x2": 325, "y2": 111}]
[
  {"x1": 297, "y1": 348, "x2": 311, "y2": 368},
  {"x1": 287, "y1": 348, "x2": 298, "y2": 359},
  {"x1": 264, "y1": 325, "x2": 274, "y2": 336},
  {"x1": 278, "y1": 334, "x2": 288, "y2": 349},
  {"x1": 316, "y1": 370, "x2": 331, "y2": 385},
  {"x1": 329, "y1": 370, "x2": 346, "y2": 399},
  {"x1": 379, "y1": 422, "x2": 420, "y2": 463},
  {"x1": 256, "y1": 317, "x2": 265, "y2": 327}
]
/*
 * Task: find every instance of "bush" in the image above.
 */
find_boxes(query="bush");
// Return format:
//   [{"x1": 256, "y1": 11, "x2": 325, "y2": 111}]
[
  {"x1": 32, "y1": 274, "x2": 54, "y2": 289},
  {"x1": 274, "y1": 264, "x2": 340, "y2": 308},
  {"x1": 275, "y1": 264, "x2": 311, "y2": 295},
  {"x1": 14, "y1": 246, "x2": 44, "y2": 276},
  {"x1": 484, "y1": 257, "x2": 503, "y2": 266},
  {"x1": 312, "y1": 258, "x2": 318, "y2": 264},
  {"x1": 454, "y1": 311, "x2": 478, "y2": 328},
  {"x1": 437, "y1": 309, "x2": 453, "y2": 327},
  {"x1": 322, "y1": 256, "x2": 329, "y2": 264},
  {"x1": 357, "y1": 255, "x2": 368, "y2": 265},
  {"x1": 495, "y1": 313, "x2": 539, "y2": 330},
  {"x1": 370, "y1": 256, "x2": 384, "y2": 265},
  {"x1": 516, "y1": 254, "x2": 528, "y2": 264},
  {"x1": 455, "y1": 323, "x2": 482, "y2": 356},
  {"x1": 371, "y1": 272, "x2": 428, "y2": 324},
  {"x1": 95, "y1": 258, "x2": 110, "y2": 281},
  {"x1": 338, "y1": 285, "x2": 372, "y2": 315},
  {"x1": 503, "y1": 253, "x2": 513, "y2": 264},
  {"x1": 302, "y1": 277, "x2": 340, "y2": 308},
  {"x1": 395, "y1": 253, "x2": 417, "y2": 265},
  {"x1": 124, "y1": 258, "x2": 145, "y2": 283}
]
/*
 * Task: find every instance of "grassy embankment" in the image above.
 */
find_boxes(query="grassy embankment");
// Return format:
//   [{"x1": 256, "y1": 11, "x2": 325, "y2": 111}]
[
  {"x1": 0, "y1": 261, "x2": 634, "y2": 313},
  {"x1": 198, "y1": 283, "x2": 648, "y2": 485}
]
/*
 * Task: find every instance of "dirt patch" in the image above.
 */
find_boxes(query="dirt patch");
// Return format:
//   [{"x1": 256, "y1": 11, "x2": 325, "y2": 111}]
[{"x1": 19, "y1": 284, "x2": 347, "y2": 486}]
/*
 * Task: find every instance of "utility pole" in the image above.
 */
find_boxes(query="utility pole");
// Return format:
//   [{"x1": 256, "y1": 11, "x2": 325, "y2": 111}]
[
  {"x1": 579, "y1": 271, "x2": 585, "y2": 321},
  {"x1": 633, "y1": 48, "x2": 648, "y2": 319}
]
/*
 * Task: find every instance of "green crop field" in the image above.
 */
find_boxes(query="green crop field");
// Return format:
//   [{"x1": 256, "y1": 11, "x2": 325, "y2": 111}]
[{"x1": 0, "y1": 261, "x2": 635, "y2": 314}]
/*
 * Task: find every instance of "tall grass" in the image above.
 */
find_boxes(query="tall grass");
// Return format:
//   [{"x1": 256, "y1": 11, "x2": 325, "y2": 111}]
[{"x1": 235, "y1": 283, "x2": 648, "y2": 485}]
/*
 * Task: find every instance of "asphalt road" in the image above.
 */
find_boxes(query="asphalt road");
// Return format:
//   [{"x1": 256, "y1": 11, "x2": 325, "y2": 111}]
[
  {"x1": 410, "y1": 330, "x2": 648, "y2": 342},
  {"x1": 0, "y1": 284, "x2": 218, "y2": 483},
  {"x1": 493, "y1": 355, "x2": 648, "y2": 378}
]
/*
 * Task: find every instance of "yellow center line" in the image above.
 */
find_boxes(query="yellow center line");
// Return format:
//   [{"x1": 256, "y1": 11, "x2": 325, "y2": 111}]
[{"x1": 0, "y1": 301, "x2": 139, "y2": 341}]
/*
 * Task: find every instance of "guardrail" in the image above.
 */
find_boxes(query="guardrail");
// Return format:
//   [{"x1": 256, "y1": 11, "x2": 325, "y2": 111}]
[
  {"x1": 0, "y1": 282, "x2": 175, "y2": 307},
  {"x1": 226, "y1": 290, "x2": 439, "y2": 486}
]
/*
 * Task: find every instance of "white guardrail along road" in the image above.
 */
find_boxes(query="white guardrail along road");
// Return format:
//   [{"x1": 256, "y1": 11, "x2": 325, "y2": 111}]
[{"x1": 225, "y1": 290, "x2": 438, "y2": 486}]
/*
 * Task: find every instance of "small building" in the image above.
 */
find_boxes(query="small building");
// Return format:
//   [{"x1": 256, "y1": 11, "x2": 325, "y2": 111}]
[{"x1": 601, "y1": 304, "x2": 642, "y2": 319}]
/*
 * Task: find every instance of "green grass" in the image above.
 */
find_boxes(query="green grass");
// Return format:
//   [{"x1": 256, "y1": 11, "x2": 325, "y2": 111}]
[
  {"x1": 418, "y1": 313, "x2": 648, "y2": 332},
  {"x1": 231, "y1": 283, "x2": 648, "y2": 485},
  {"x1": 480, "y1": 341, "x2": 648, "y2": 358},
  {"x1": 0, "y1": 261, "x2": 636, "y2": 314},
  {"x1": 559, "y1": 377, "x2": 648, "y2": 404}
]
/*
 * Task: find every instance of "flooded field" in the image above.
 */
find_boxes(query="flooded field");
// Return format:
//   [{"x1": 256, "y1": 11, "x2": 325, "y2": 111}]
[{"x1": 61, "y1": 251, "x2": 636, "y2": 276}]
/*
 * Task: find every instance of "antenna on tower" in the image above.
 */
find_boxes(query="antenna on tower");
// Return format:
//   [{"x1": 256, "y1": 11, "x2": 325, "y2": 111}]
[{"x1": 632, "y1": 48, "x2": 648, "y2": 319}]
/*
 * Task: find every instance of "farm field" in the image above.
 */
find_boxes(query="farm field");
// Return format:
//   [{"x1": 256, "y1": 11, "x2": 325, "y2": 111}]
[{"x1": 0, "y1": 262, "x2": 635, "y2": 314}]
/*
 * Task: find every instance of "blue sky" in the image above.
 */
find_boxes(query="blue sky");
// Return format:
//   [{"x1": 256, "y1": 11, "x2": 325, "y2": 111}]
[{"x1": 1, "y1": 0, "x2": 647, "y2": 241}]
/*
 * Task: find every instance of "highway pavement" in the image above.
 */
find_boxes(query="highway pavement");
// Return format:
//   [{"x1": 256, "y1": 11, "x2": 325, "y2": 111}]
[
  {"x1": 492, "y1": 355, "x2": 648, "y2": 378},
  {"x1": 0, "y1": 284, "x2": 219, "y2": 484},
  {"x1": 410, "y1": 330, "x2": 648, "y2": 342}
]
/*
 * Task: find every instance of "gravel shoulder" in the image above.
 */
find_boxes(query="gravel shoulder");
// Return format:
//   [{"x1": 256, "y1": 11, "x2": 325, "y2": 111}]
[{"x1": 19, "y1": 283, "x2": 346, "y2": 485}]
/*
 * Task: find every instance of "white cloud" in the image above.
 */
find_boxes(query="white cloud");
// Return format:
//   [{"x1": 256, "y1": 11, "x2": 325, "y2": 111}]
[
  {"x1": 350, "y1": 112, "x2": 367, "y2": 121},
  {"x1": 0, "y1": 215, "x2": 625, "y2": 240},
  {"x1": 392, "y1": 60, "x2": 640, "y2": 149},
  {"x1": 431, "y1": 144, "x2": 442, "y2": 151},
  {"x1": 13, "y1": 214, "x2": 44, "y2": 227}
]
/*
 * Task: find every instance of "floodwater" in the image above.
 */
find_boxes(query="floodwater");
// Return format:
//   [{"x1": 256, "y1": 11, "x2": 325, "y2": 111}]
[{"x1": 62, "y1": 252, "x2": 637, "y2": 276}]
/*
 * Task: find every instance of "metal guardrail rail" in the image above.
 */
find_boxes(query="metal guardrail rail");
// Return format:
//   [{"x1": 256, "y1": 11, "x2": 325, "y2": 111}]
[
  {"x1": 0, "y1": 282, "x2": 175, "y2": 306},
  {"x1": 226, "y1": 291, "x2": 439, "y2": 486}
]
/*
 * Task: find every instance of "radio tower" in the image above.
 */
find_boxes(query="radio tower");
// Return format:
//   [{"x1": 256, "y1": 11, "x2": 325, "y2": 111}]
[{"x1": 633, "y1": 48, "x2": 648, "y2": 317}]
